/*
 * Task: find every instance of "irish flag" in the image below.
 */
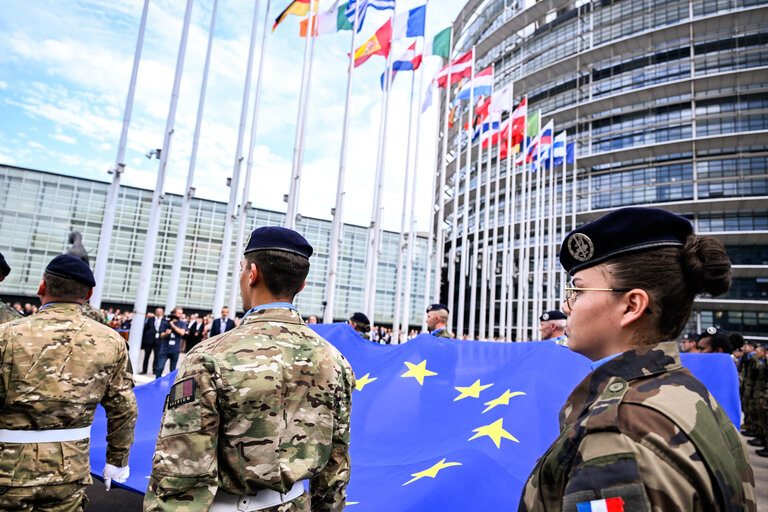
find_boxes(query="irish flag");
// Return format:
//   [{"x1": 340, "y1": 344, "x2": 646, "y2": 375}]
[{"x1": 299, "y1": 0, "x2": 353, "y2": 36}]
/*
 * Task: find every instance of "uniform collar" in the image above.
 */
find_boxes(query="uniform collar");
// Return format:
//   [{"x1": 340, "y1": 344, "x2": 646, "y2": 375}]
[
  {"x1": 39, "y1": 302, "x2": 83, "y2": 313},
  {"x1": 242, "y1": 305, "x2": 303, "y2": 326},
  {"x1": 431, "y1": 327, "x2": 446, "y2": 335}
]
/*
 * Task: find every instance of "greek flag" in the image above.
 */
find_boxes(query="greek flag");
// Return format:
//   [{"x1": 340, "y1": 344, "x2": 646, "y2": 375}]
[{"x1": 345, "y1": 0, "x2": 396, "y2": 32}]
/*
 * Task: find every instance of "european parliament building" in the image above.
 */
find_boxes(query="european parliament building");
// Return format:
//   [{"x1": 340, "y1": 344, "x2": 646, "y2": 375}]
[
  {"x1": 0, "y1": 164, "x2": 432, "y2": 326},
  {"x1": 438, "y1": 0, "x2": 768, "y2": 340}
]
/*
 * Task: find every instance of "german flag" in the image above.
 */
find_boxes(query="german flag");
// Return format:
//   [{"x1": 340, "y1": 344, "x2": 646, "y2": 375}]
[{"x1": 273, "y1": 0, "x2": 315, "y2": 32}]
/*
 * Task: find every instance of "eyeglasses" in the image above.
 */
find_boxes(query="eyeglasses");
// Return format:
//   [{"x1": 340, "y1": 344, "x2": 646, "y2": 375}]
[{"x1": 563, "y1": 287, "x2": 631, "y2": 309}]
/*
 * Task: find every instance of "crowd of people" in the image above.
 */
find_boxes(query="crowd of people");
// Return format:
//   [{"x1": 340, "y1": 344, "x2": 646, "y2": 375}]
[{"x1": 0, "y1": 208, "x2": 761, "y2": 512}]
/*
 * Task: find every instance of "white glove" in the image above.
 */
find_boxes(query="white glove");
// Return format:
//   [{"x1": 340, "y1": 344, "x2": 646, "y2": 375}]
[{"x1": 103, "y1": 463, "x2": 130, "y2": 491}]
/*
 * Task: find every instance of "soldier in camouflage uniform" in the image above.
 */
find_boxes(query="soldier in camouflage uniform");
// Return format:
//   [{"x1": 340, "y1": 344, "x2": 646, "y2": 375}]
[
  {"x1": 747, "y1": 346, "x2": 767, "y2": 450},
  {"x1": 145, "y1": 226, "x2": 355, "y2": 512},
  {"x1": 741, "y1": 344, "x2": 759, "y2": 436},
  {"x1": 0, "y1": 254, "x2": 137, "y2": 511},
  {"x1": 348, "y1": 312, "x2": 371, "y2": 340},
  {"x1": 426, "y1": 304, "x2": 454, "y2": 338},
  {"x1": 519, "y1": 207, "x2": 755, "y2": 512},
  {"x1": 0, "y1": 251, "x2": 23, "y2": 325}
]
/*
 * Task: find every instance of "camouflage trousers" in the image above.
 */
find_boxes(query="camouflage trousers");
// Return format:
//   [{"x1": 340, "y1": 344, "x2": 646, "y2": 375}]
[{"x1": 0, "y1": 479, "x2": 89, "y2": 512}]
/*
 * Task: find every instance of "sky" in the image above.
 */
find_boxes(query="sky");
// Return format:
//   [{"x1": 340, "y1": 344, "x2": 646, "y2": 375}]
[{"x1": 0, "y1": 0, "x2": 466, "y2": 233}]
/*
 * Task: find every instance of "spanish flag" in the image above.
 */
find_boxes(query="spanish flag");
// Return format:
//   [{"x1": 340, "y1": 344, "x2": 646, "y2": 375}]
[
  {"x1": 273, "y1": 0, "x2": 316, "y2": 32},
  {"x1": 352, "y1": 18, "x2": 391, "y2": 68}
]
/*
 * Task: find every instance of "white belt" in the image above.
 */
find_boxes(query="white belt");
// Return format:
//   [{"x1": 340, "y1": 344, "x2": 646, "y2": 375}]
[
  {"x1": 210, "y1": 481, "x2": 305, "y2": 512},
  {"x1": 0, "y1": 426, "x2": 91, "y2": 443}
]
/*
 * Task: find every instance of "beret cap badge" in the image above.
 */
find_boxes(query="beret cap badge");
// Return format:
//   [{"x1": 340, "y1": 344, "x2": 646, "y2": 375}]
[
  {"x1": 568, "y1": 233, "x2": 594, "y2": 262},
  {"x1": 707, "y1": 326, "x2": 717, "y2": 335}
]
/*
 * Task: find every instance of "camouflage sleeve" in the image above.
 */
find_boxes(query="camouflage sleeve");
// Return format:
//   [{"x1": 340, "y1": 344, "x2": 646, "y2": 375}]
[
  {"x1": 310, "y1": 361, "x2": 355, "y2": 512},
  {"x1": 101, "y1": 336, "x2": 138, "y2": 467},
  {"x1": 562, "y1": 407, "x2": 715, "y2": 512},
  {"x1": 144, "y1": 351, "x2": 222, "y2": 512}
]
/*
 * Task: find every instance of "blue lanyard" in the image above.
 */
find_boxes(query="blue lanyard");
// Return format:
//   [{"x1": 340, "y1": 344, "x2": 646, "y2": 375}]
[
  {"x1": 243, "y1": 302, "x2": 297, "y2": 320},
  {"x1": 431, "y1": 327, "x2": 446, "y2": 335}
]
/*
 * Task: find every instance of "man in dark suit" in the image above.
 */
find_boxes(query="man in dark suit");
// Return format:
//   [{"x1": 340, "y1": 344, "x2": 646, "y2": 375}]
[
  {"x1": 141, "y1": 307, "x2": 170, "y2": 375},
  {"x1": 209, "y1": 306, "x2": 235, "y2": 337},
  {"x1": 184, "y1": 313, "x2": 204, "y2": 351}
]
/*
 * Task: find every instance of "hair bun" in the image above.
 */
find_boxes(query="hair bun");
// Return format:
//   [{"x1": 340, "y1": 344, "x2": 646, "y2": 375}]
[{"x1": 682, "y1": 235, "x2": 732, "y2": 297}]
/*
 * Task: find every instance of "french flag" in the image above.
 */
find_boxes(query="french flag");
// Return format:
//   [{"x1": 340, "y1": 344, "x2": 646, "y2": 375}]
[
  {"x1": 454, "y1": 66, "x2": 493, "y2": 102},
  {"x1": 576, "y1": 498, "x2": 625, "y2": 512},
  {"x1": 381, "y1": 42, "x2": 422, "y2": 90}
]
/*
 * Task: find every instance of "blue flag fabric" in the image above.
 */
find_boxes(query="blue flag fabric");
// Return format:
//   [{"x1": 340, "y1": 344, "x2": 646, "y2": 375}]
[{"x1": 90, "y1": 324, "x2": 742, "y2": 507}]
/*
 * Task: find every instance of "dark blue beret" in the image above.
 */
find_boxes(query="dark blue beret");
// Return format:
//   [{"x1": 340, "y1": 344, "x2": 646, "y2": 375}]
[
  {"x1": 244, "y1": 226, "x2": 313, "y2": 259},
  {"x1": 560, "y1": 207, "x2": 693, "y2": 275},
  {"x1": 698, "y1": 326, "x2": 726, "y2": 340},
  {"x1": 45, "y1": 254, "x2": 96, "y2": 288},
  {"x1": 540, "y1": 310, "x2": 567, "y2": 322},
  {"x1": 426, "y1": 303, "x2": 449, "y2": 314},
  {"x1": 350, "y1": 312, "x2": 370, "y2": 325},
  {"x1": 0, "y1": 251, "x2": 10, "y2": 277}
]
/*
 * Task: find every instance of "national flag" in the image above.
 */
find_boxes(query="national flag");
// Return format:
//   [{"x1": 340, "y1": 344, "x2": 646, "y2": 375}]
[
  {"x1": 480, "y1": 111, "x2": 501, "y2": 144},
  {"x1": 536, "y1": 119, "x2": 554, "y2": 160},
  {"x1": 380, "y1": 42, "x2": 422, "y2": 90},
  {"x1": 90, "y1": 325, "x2": 741, "y2": 508},
  {"x1": 576, "y1": 498, "x2": 626, "y2": 512},
  {"x1": 448, "y1": 105, "x2": 458, "y2": 128},
  {"x1": 273, "y1": 0, "x2": 315, "y2": 32},
  {"x1": 565, "y1": 141, "x2": 575, "y2": 164},
  {"x1": 551, "y1": 131, "x2": 566, "y2": 166},
  {"x1": 435, "y1": 50, "x2": 472, "y2": 88},
  {"x1": 421, "y1": 80, "x2": 434, "y2": 113},
  {"x1": 454, "y1": 66, "x2": 493, "y2": 102},
  {"x1": 352, "y1": 18, "x2": 392, "y2": 68},
  {"x1": 345, "y1": 0, "x2": 395, "y2": 33},
  {"x1": 490, "y1": 82, "x2": 513, "y2": 113},
  {"x1": 299, "y1": 0, "x2": 353, "y2": 36},
  {"x1": 392, "y1": 5, "x2": 426, "y2": 40},
  {"x1": 428, "y1": 27, "x2": 451, "y2": 58},
  {"x1": 526, "y1": 109, "x2": 540, "y2": 137},
  {"x1": 507, "y1": 97, "x2": 527, "y2": 146}
]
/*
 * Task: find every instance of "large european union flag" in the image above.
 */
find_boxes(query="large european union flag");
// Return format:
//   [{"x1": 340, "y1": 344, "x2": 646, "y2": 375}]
[{"x1": 90, "y1": 324, "x2": 741, "y2": 509}]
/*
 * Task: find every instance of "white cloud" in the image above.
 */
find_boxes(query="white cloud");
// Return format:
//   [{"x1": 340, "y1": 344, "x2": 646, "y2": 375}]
[{"x1": 51, "y1": 133, "x2": 77, "y2": 144}]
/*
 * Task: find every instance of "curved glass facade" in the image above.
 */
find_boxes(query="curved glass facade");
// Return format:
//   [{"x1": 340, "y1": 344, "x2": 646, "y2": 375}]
[{"x1": 435, "y1": 0, "x2": 768, "y2": 341}]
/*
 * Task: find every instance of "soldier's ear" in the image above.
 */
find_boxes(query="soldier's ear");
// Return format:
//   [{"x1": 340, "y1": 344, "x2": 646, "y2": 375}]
[
  {"x1": 37, "y1": 280, "x2": 46, "y2": 297},
  {"x1": 297, "y1": 280, "x2": 306, "y2": 294},
  {"x1": 84, "y1": 288, "x2": 94, "y2": 301},
  {"x1": 248, "y1": 262, "x2": 260, "y2": 287}
]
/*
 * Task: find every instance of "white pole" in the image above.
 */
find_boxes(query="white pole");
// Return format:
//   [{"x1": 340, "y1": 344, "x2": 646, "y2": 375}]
[
  {"x1": 229, "y1": 0, "x2": 273, "y2": 315},
  {"x1": 560, "y1": 133, "x2": 568, "y2": 297},
  {"x1": 478, "y1": 69, "x2": 493, "y2": 340},
  {"x1": 324, "y1": 5, "x2": 360, "y2": 324},
  {"x1": 362, "y1": 6, "x2": 398, "y2": 323},
  {"x1": 392, "y1": 70, "x2": 418, "y2": 345},
  {"x1": 285, "y1": 1, "x2": 318, "y2": 229},
  {"x1": 448, "y1": 107, "x2": 460, "y2": 335},
  {"x1": 167, "y1": 0, "x2": 219, "y2": 312},
  {"x1": 533, "y1": 113, "x2": 543, "y2": 331},
  {"x1": 457, "y1": 47, "x2": 475, "y2": 339},
  {"x1": 515, "y1": 105, "x2": 530, "y2": 341},
  {"x1": 211, "y1": 1, "x2": 261, "y2": 316},
  {"x1": 127, "y1": 0, "x2": 193, "y2": 372},
  {"x1": 488, "y1": 123, "x2": 501, "y2": 339},
  {"x1": 547, "y1": 130, "x2": 556, "y2": 310},
  {"x1": 504, "y1": 96, "x2": 515, "y2": 341},
  {"x1": 422, "y1": 94, "x2": 441, "y2": 332},
  {"x1": 91, "y1": 0, "x2": 150, "y2": 310},
  {"x1": 434, "y1": 23, "x2": 454, "y2": 312}
]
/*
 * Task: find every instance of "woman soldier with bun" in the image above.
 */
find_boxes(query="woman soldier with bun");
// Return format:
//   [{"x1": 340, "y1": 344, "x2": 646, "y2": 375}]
[{"x1": 519, "y1": 207, "x2": 755, "y2": 512}]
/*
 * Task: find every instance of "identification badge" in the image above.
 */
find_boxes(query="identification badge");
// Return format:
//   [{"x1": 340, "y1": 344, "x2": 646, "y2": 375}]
[
  {"x1": 169, "y1": 340, "x2": 175, "y2": 346},
  {"x1": 167, "y1": 378, "x2": 195, "y2": 409},
  {"x1": 155, "y1": 333, "x2": 159, "y2": 339}
]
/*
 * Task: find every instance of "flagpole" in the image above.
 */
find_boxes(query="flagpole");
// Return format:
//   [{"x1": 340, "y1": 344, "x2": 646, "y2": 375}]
[
  {"x1": 448, "y1": 103, "x2": 460, "y2": 336},
  {"x1": 285, "y1": 0, "x2": 318, "y2": 229},
  {"x1": 547, "y1": 125, "x2": 556, "y2": 311},
  {"x1": 478, "y1": 66, "x2": 494, "y2": 340},
  {"x1": 423, "y1": 78, "x2": 440, "y2": 332},
  {"x1": 127, "y1": 0, "x2": 193, "y2": 372},
  {"x1": 392, "y1": 68, "x2": 418, "y2": 345},
  {"x1": 229, "y1": 0, "x2": 273, "y2": 315},
  {"x1": 166, "y1": 0, "x2": 219, "y2": 312},
  {"x1": 515, "y1": 101, "x2": 530, "y2": 341},
  {"x1": 91, "y1": 0, "x2": 150, "y2": 310},
  {"x1": 560, "y1": 133, "x2": 568, "y2": 297},
  {"x1": 363, "y1": 5, "x2": 398, "y2": 325},
  {"x1": 402, "y1": 39, "x2": 427, "y2": 340},
  {"x1": 457, "y1": 46, "x2": 475, "y2": 339},
  {"x1": 211, "y1": 0, "x2": 261, "y2": 316},
  {"x1": 498, "y1": 120, "x2": 509, "y2": 341},
  {"x1": 504, "y1": 89, "x2": 515, "y2": 341},
  {"x1": 533, "y1": 112, "x2": 543, "y2": 336},
  {"x1": 324, "y1": 3, "x2": 360, "y2": 325},
  {"x1": 437, "y1": 23, "x2": 454, "y2": 326}
]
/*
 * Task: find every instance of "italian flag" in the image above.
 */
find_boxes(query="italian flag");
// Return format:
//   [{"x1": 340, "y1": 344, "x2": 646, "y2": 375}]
[{"x1": 300, "y1": 0, "x2": 353, "y2": 37}]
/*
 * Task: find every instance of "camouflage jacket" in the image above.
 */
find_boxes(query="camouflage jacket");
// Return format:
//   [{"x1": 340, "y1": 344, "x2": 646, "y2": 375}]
[
  {"x1": 0, "y1": 300, "x2": 22, "y2": 325},
  {"x1": 431, "y1": 328, "x2": 454, "y2": 338},
  {"x1": 519, "y1": 341, "x2": 756, "y2": 512},
  {"x1": 81, "y1": 301, "x2": 107, "y2": 323},
  {"x1": 0, "y1": 302, "x2": 137, "y2": 486},
  {"x1": 144, "y1": 307, "x2": 355, "y2": 512}
]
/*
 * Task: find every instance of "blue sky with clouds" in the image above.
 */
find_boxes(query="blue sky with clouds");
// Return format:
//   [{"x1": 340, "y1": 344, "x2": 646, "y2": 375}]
[{"x1": 0, "y1": 0, "x2": 463, "y2": 231}]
